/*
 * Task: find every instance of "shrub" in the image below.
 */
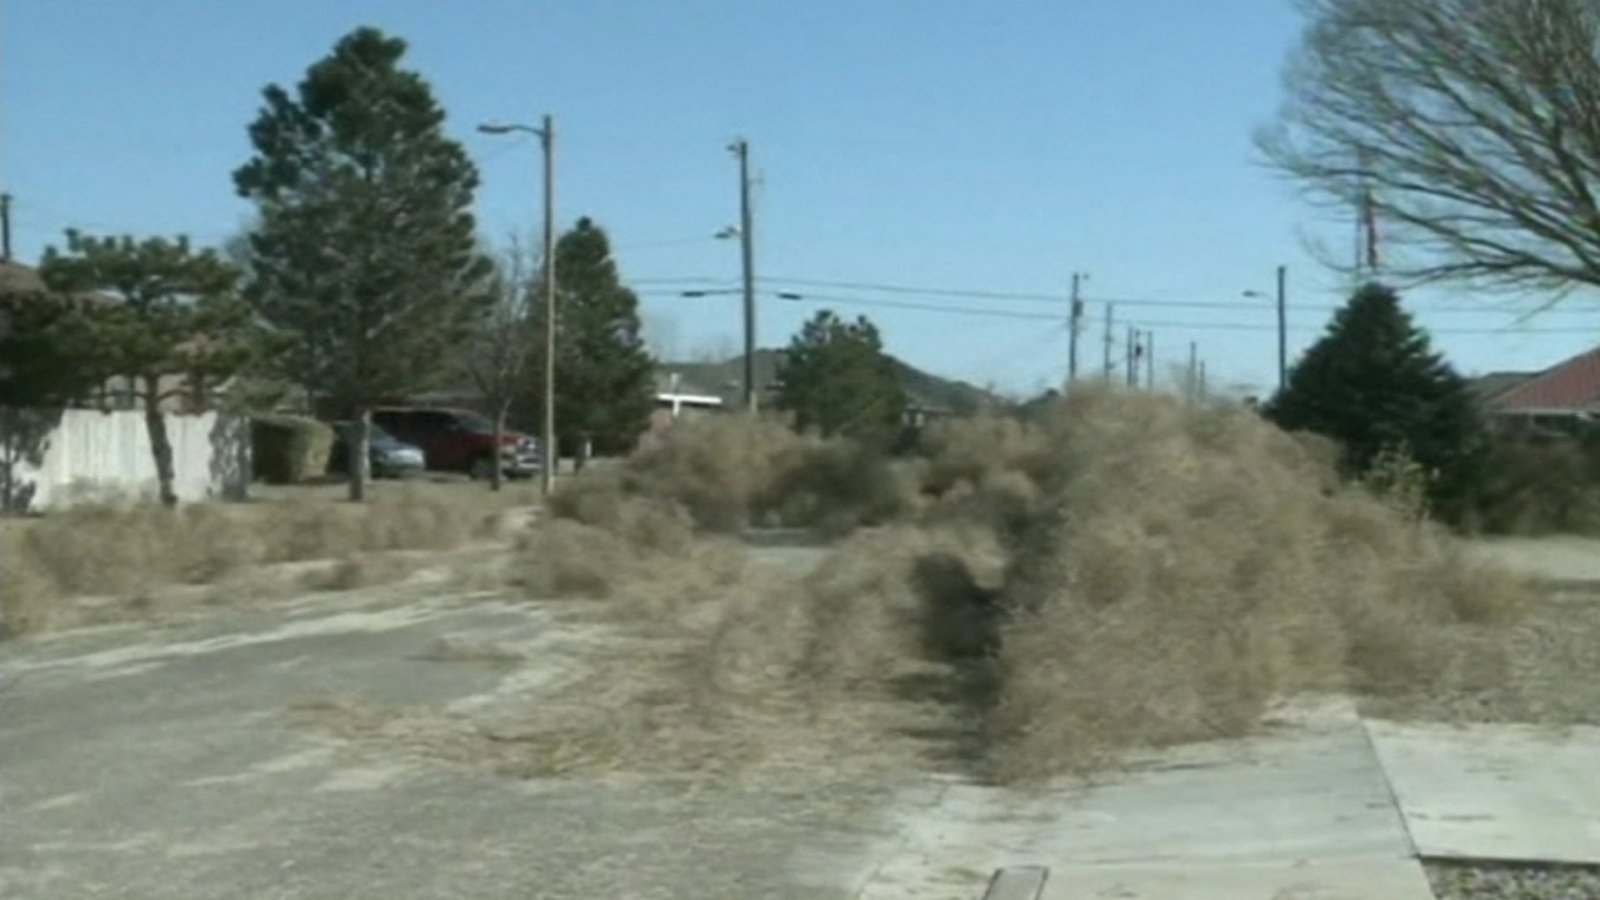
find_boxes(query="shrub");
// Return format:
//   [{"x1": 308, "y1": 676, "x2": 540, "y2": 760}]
[
  {"x1": 989, "y1": 387, "x2": 1534, "y2": 780},
  {"x1": 251, "y1": 415, "x2": 334, "y2": 485},
  {"x1": 1, "y1": 485, "x2": 507, "y2": 637},
  {"x1": 1472, "y1": 435, "x2": 1600, "y2": 536}
]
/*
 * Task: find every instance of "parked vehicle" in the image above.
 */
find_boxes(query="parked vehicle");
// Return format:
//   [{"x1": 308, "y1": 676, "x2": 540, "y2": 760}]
[
  {"x1": 327, "y1": 421, "x2": 427, "y2": 479},
  {"x1": 371, "y1": 407, "x2": 541, "y2": 479}
]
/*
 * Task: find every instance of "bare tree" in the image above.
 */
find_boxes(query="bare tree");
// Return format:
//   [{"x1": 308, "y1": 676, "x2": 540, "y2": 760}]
[
  {"x1": 1261, "y1": 0, "x2": 1600, "y2": 296},
  {"x1": 467, "y1": 236, "x2": 540, "y2": 491}
]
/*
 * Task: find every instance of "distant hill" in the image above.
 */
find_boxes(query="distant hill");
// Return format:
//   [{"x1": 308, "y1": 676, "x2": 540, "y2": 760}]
[{"x1": 657, "y1": 349, "x2": 1002, "y2": 414}]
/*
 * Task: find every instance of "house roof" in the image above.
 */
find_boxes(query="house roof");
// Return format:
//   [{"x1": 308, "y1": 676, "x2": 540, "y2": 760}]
[
  {"x1": 1469, "y1": 371, "x2": 1536, "y2": 405},
  {"x1": 0, "y1": 261, "x2": 47, "y2": 295},
  {"x1": 1490, "y1": 346, "x2": 1600, "y2": 413},
  {"x1": 653, "y1": 369, "x2": 725, "y2": 400}
]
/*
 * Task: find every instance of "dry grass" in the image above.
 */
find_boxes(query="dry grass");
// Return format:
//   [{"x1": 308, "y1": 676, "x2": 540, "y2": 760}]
[
  {"x1": 557, "y1": 415, "x2": 919, "y2": 536},
  {"x1": 513, "y1": 496, "x2": 746, "y2": 620},
  {"x1": 1, "y1": 485, "x2": 514, "y2": 638},
  {"x1": 479, "y1": 391, "x2": 1536, "y2": 781},
  {"x1": 987, "y1": 388, "x2": 1535, "y2": 780},
  {"x1": 272, "y1": 393, "x2": 1556, "y2": 784}
]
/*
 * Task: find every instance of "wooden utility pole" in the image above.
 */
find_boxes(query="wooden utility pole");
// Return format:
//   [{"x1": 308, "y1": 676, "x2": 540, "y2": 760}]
[
  {"x1": 477, "y1": 116, "x2": 559, "y2": 491},
  {"x1": 540, "y1": 116, "x2": 557, "y2": 494},
  {"x1": 1145, "y1": 331, "x2": 1155, "y2": 391},
  {"x1": 732, "y1": 138, "x2": 757, "y2": 414},
  {"x1": 0, "y1": 193, "x2": 11, "y2": 262},
  {"x1": 1124, "y1": 327, "x2": 1135, "y2": 387},
  {"x1": 1067, "y1": 272, "x2": 1085, "y2": 386},
  {"x1": 1199, "y1": 360, "x2": 1208, "y2": 403},
  {"x1": 1275, "y1": 264, "x2": 1288, "y2": 394},
  {"x1": 1103, "y1": 303, "x2": 1115, "y2": 381},
  {"x1": 1188, "y1": 341, "x2": 1198, "y2": 404}
]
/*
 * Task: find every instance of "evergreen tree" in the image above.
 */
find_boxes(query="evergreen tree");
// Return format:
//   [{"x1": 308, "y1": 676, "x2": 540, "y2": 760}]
[
  {"x1": 0, "y1": 274, "x2": 108, "y2": 511},
  {"x1": 777, "y1": 310, "x2": 907, "y2": 441},
  {"x1": 0, "y1": 282, "x2": 102, "y2": 410},
  {"x1": 234, "y1": 27, "x2": 492, "y2": 500},
  {"x1": 524, "y1": 217, "x2": 655, "y2": 460},
  {"x1": 1265, "y1": 282, "x2": 1489, "y2": 518},
  {"x1": 39, "y1": 232, "x2": 251, "y2": 507}
]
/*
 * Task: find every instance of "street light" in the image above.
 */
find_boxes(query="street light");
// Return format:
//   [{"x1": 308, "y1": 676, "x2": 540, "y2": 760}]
[
  {"x1": 1244, "y1": 264, "x2": 1288, "y2": 393},
  {"x1": 478, "y1": 115, "x2": 557, "y2": 495}
]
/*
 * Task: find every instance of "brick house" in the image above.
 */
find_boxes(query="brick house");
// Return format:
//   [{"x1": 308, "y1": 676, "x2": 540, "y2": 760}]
[{"x1": 1483, "y1": 345, "x2": 1600, "y2": 435}]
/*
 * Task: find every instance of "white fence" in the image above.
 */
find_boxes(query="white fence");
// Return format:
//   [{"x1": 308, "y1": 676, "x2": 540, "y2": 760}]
[{"x1": 0, "y1": 408, "x2": 250, "y2": 511}]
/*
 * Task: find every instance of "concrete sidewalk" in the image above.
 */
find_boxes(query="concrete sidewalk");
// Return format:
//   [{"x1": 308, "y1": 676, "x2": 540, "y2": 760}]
[{"x1": 856, "y1": 698, "x2": 1435, "y2": 900}]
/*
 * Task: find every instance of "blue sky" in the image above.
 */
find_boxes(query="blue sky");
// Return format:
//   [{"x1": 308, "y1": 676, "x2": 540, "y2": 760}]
[{"x1": 5, "y1": 0, "x2": 1598, "y2": 397}]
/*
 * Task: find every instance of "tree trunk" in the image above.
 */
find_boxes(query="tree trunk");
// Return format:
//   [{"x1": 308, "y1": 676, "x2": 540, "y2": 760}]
[
  {"x1": 0, "y1": 406, "x2": 15, "y2": 513},
  {"x1": 143, "y1": 376, "x2": 178, "y2": 508},
  {"x1": 490, "y1": 401, "x2": 507, "y2": 493},
  {"x1": 349, "y1": 407, "x2": 371, "y2": 503}
]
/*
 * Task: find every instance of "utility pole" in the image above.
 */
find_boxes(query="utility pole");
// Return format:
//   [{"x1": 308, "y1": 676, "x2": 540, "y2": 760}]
[
  {"x1": 731, "y1": 138, "x2": 757, "y2": 414},
  {"x1": 476, "y1": 116, "x2": 558, "y2": 492},
  {"x1": 539, "y1": 116, "x2": 557, "y2": 494},
  {"x1": 1275, "y1": 264, "x2": 1288, "y2": 394},
  {"x1": 1145, "y1": 330, "x2": 1155, "y2": 391},
  {"x1": 1188, "y1": 341, "x2": 1198, "y2": 404},
  {"x1": 0, "y1": 193, "x2": 11, "y2": 262},
  {"x1": 1199, "y1": 360, "x2": 1208, "y2": 403},
  {"x1": 1067, "y1": 272, "x2": 1087, "y2": 386},
  {"x1": 1103, "y1": 303, "x2": 1116, "y2": 381},
  {"x1": 1126, "y1": 327, "x2": 1138, "y2": 387}
]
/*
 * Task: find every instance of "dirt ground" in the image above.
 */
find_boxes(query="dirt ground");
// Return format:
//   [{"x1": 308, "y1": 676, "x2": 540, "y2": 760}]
[
  {"x1": 3, "y1": 533, "x2": 1597, "y2": 898},
  {"x1": 0, "y1": 545, "x2": 938, "y2": 899}
]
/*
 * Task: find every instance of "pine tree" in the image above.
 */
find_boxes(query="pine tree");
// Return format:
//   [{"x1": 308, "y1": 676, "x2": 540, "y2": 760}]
[
  {"x1": 39, "y1": 232, "x2": 250, "y2": 507},
  {"x1": 524, "y1": 218, "x2": 655, "y2": 460},
  {"x1": 234, "y1": 27, "x2": 492, "y2": 500},
  {"x1": 1265, "y1": 282, "x2": 1489, "y2": 519},
  {"x1": 777, "y1": 310, "x2": 907, "y2": 441}
]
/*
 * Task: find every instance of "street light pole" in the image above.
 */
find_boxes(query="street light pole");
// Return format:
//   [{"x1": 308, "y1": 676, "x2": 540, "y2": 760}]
[
  {"x1": 1067, "y1": 272, "x2": 1086, "y2": 388},
  {"x1": 1245, "y1": 264, "x2": 1290, "y2": 396},
  {"x1": 478, "y1": 116, "x2": 557, "y2": 495},
  {"x1": 539, "y1": 116, "x2": 557, "y2": 494},
  {"x1": 730, "y1": 138, "x2": 757, "y2": 414},
  {"x1": 1275, "y1": 264, "x2": 1288, "y2": 394}
]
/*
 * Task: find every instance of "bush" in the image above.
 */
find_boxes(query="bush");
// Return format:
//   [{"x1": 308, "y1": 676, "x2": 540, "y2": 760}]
[
  {"x1": 251, "y1": 415, "x2": 334, "y2": 485},
  {"x1": 560, "y1": 415, "x2": 919, "y2": 536},
  {"x1": 989, "y1": 387, "x2": 1534, "y2": 780},
  {"x1": 1472, "y1": 435, "x2": 1600, "y2": 536},
  {"x1": 1, "y1": 485, "x2": 506, "y2": 637}
]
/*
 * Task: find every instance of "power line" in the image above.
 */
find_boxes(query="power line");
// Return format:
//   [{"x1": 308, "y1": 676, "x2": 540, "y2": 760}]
[
  {"x1": 638, "y1": 271, "x2": 1600, "y2": 316},
  {"x1": 724, "y1": 289, "x2": 1600, "y2": 335}
]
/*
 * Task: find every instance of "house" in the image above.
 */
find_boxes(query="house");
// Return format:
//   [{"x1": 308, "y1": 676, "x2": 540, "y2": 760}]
[
  {"x1": 1, "y1": 260, "x2": 222, "y2": 413},
  {"x1": 1481, "y1": 347, "x2": 1600, "y2": 435},
  {"x1": 649, "y1": 371, "x2": 726, "y2": 433}
]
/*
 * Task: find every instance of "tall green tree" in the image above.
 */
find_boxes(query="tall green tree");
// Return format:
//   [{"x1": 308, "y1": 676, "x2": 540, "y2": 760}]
[
  {"x1": 1265, "y1": 282, "x2": 1489, "y2": 519},
  {"x1": 234, "y1": 27, "x2": 492, "y2": 500},
  {"x1": 39, "y1": 232, "x2": 251, "y2": 507},
  {"x1": 0, "y1": 281, "x2": 101, "y2": 410},
  {"x1": 0, "y1": 272, "x2": 106, "y2": 511},
  {"x1": 777, "y1": 310, "x2": 907, "y2": 441},
  {"x1": 524, "y1": 217, "x2": 655, "y2": 460}
]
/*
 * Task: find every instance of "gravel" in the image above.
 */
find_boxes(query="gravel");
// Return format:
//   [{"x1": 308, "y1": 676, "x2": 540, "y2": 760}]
[
  {"x1": 1425, "y1": 861, "x2": 1600, "y2": 900},
  {"x1": 1361, "y1": 596, "x2": 1600, "y2": 727}
]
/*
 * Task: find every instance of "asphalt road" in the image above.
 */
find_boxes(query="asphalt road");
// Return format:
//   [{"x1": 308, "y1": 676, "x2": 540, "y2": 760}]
[{"x1": 0, "y1": 572, "x2": 896, "y2": 900}]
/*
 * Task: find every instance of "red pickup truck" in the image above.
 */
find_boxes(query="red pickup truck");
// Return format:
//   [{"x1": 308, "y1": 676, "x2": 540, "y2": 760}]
[{"x1": 371, "y1": 407, "x2": 541, "y2": 479}]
